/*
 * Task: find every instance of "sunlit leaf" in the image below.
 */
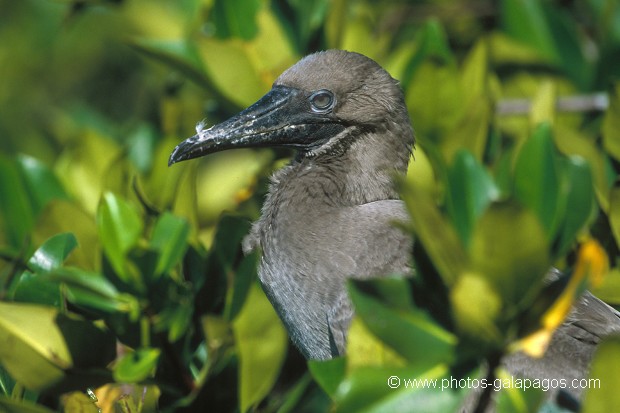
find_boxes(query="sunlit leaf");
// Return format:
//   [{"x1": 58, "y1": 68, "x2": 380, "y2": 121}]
[
  {"x1": 399, "y1": 181, "x2": 467, "y2": 286},
  {"x1": 0, "y1": 303, "x2": 115, "y2": 392},
  {"x1": 513, "y1": 240, "x2": 607, "y2": 358},
  {"x1": 129, "y1": 38, "x2": 210, "y2": 91},
  {"x1": 446, "y1": 150, "x2": 498, "y2": 246},
  {"x1": 450, "y1": 272, "x2": 502, "y2": 343},
  {"x1": 308, "y1": 357, "x2": 346, "y2": 398},
  {"x1": 494, "y1": 369, "x2": 544, "y2": 413},
  {"x1": 514, "y1": 123, "x2": 562, "y2": 238},
  {"x1": 232, "y1": 283, "x2": 287, "y2": 412},
  {"x1": 33, "y1": 200, "x2": 99, "y2": 270},
  {"x1": 582, "y1": 336, "x2": 620, "y2": 413},
  {"x1": 150, "y1": 212, "x2": 190, "y2": 277},
  {"x1": 334, "y1": 366, "x2": 465, "y2": 413},
  {"x1": 529, "y1": 81, "x2": 555, "y2": 127},
  {"x1": 349, "y1": 279, "x2": 456, "y2": 372},
  {"x1": 501, "y1": 0, "x2": 556, "y2": 61},
  {"x1": 16, "y1": 154, "x2": 68, "y2": 213},
  {"x1": 210, "y1": 0, "x2": 261, "y2": 41},
  {"x1": 603, "y1": 84, "x2": 620, "y2": 162},
  {"x1": 0, "y1": 303, "x2": 68, "y2": 391},
  {"x1": 113, "y1": 348, "x2": 161, "y2": 383},
  {"x1": 346, "y1": 317, "x2": 406, "y2": 369},
  {"x1": 0, "y1": 396, "x2": 56, "y2": 413},
  {"x1": 96, "y1": 192, "x2": 143, "y2": 285},
  {"x1": 28, "y1": 232, "x2": 77, "y2": 274},
  {"x1": 554, "y1": 157, "x2": 596, "y2": 257},
  {"x1": 470, "y1": 201, "x2": 549, "y2": 306}
]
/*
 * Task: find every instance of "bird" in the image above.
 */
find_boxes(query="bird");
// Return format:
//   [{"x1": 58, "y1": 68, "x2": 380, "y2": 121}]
[
  {"x1": 169, "y1": 50, "x2": 414, "y2": 360},
  {"x1": 169, "y1": 50, "x2": 619, "y2": 407}
]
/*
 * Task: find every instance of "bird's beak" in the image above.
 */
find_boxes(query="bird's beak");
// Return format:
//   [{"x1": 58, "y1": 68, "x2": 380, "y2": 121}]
[{"x1": 168, "y1": 85, "x2": 344, "y2": 166}]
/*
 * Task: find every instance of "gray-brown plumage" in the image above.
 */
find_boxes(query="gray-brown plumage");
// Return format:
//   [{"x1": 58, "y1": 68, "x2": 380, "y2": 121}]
[
  {"x1": 169, "y1": 50, "x2": 619, "y2": 407},
  {"x1": 170, "y1": 50, "x2": 413, "y2": 360}
]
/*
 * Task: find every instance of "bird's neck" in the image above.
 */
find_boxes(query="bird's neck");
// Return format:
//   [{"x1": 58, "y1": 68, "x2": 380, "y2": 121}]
[{"x1": 272, "y1": 129, "x2": 411, "y2": 207}]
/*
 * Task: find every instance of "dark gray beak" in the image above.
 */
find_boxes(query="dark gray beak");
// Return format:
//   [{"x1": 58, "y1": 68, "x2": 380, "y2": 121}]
[{"x1": 168, "y1": 85, "x2": 345, "y2": 166}]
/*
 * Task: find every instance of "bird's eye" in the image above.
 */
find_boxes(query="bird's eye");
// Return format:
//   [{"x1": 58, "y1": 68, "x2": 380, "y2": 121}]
[{"x1": 310, "y1": 90, "x2": 335, "y2": 113}]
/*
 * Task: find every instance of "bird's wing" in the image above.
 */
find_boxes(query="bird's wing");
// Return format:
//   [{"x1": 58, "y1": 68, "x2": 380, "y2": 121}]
[{"x1": 315, "y1": 199, "x2": 413, "y2": 279}]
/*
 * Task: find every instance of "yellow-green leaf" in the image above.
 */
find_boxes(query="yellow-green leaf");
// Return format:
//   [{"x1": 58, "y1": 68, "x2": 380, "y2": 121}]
[{"x1": 232, "y1": 283, "x2": 287, "y2": 412}]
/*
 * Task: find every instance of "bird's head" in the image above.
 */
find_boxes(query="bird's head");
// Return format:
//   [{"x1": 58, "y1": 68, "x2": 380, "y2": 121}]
[{"x1": 169, "y1": 50, "x2": 413, "y2": 166}]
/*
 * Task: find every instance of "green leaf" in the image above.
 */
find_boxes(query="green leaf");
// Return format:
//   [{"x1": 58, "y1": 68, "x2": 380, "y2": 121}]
[
  {"x1": 10, "y1": 272, "x2": 62, "y2": 307},
  {"x1": 16, "y1": 154, "x2": 68, "y2": 216},
  {"x1": 335, "y1": 367, "x2": 466, "y2": 413},
  {"x1": 224, "y1": 251, "x2": 259, "y2": 321},
  {"x1": 349, "y1": 280, "x2": 456, "y2": 373},
  {"x1": 582, "y1": 336, "x2": 620, "y2": 413},
  {"x1": 232, "y1": 283, "x2": 287, "y2": 412},
  {"x1": 9, "y1": 233, "x2": 78, "y2": 306},
  {"x1": 399, "y1": 180, "x2": 468, "y2": 286},
  {"x1": 28, "y1": 232, "x2": 77, "y2": 274},
  {"x1": 0, "y1": 303, "x2": 115, "y2": 393},
  {"x1": 150, "y1": 212, "x2": 190, "y2": 277},
  {"x1": 501, "y1": 0, "x2": 556, "y2": 61},
  {"x1": 603, "y1": 83, "x2": 620, "y2": 162},
  {"x1": 0, "y1": 302, "x2": 69, "y2": 390},
  {"x1": 210, "y1": 0, "x2": 261, "y2": 40},
  {"x1": 470, "y1": 202, "x2": 549, "y2": 307},
  {"x1": 113, "y1": 348, "x2": 161, "y2": 383},
  {"x1": 96, "y1": 192, "x2": 143, "y2": 285},
  {"x1": 450, "y1": 273, "x2": 502, "y2": 344},
  {"x1": 49, "y1": 267, "x2": 138, "y2": 315},
  {"x1": 0, "y1": 396, "x2": 56, "y2": 413},
  {"x1": 308, "y1": 357, "x2": 346, "y2": 398},
  {"x1": 446, "y1": 150, "x2": 498, "y2": 246},
  {"x1": 514, "y1": 123, "x2": 562, "y2": 238},
  {"x1": 401, "y1": 19, "x2": 455, "y2": 88},
  {"x1": 554, "y1": 157, "x2": 595, "y2": 257},
  {"x1": 494, "y1": 373, "x2": 544, "y2": 413},
  {"x1": 129, "y1": 38, "x2": 211, "y2": 91},
  {"x1": 609, "y1": 184, "x2": 620, "y2": 248},
  {"x1": 0, "y1": 155, "x2": 35, "y2": 247}
]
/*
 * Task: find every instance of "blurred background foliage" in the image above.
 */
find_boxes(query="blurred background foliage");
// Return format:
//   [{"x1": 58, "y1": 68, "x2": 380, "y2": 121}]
[{"x1": 1, "y1": 0, "x2": 620, "y2": 412}]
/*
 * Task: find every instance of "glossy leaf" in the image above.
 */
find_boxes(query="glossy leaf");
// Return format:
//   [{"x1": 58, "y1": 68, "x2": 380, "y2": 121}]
[
  {"x1": 335, "y1": 366, "x2": 465, "y2": 413},
  {"x1": 49, "y1": 267, "x2": 139, "y2": 315},
  {"x1": 609, "y1": 183, "x2": 620, "y2": 248},
  {"x1": 501, "y1": 0, "x2": 556, "y2": 61},
  {"x1": 113, "y1": 348, "x2": 161, "y2": 383},
  {"x1": 554, "y1": 157, "x2": 595, "y2": 257},
  {"x1": 232, "y1": 283, "x2": 287, "y2": 413},
  {"x1": 16, "y1": 154, "x2": 68, "y2": 216},
  {"x1": 346, "y1": 317, "x2": 406, "y2": 369},
  {"x1": 349, "y1": 279, "x2": 456, "y2": 373},
  {"x1": 96, "y1": 192, "x2": 143, "y2": 284},
  {"x1": 150, "y1": 212, "x2": 190, "y2": 277},
  {"x1": 514, "y1": 123, "x2": 562, "y2": 238},
  {"x1": 10, "y1": 233, "x2": 78, "y2": 306},
  {"x1": 446, "y1": 150, "x2": 498, "y2": 246},
  {"x1": 308, "y1": 357, "x2": 346, "y2": 399},
  {"x1": 210, "y1": 0, "x2": 261, "y2": 40},
  {"x1": 28, "y1": 232, "x2": 77, "y2": 274}
]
